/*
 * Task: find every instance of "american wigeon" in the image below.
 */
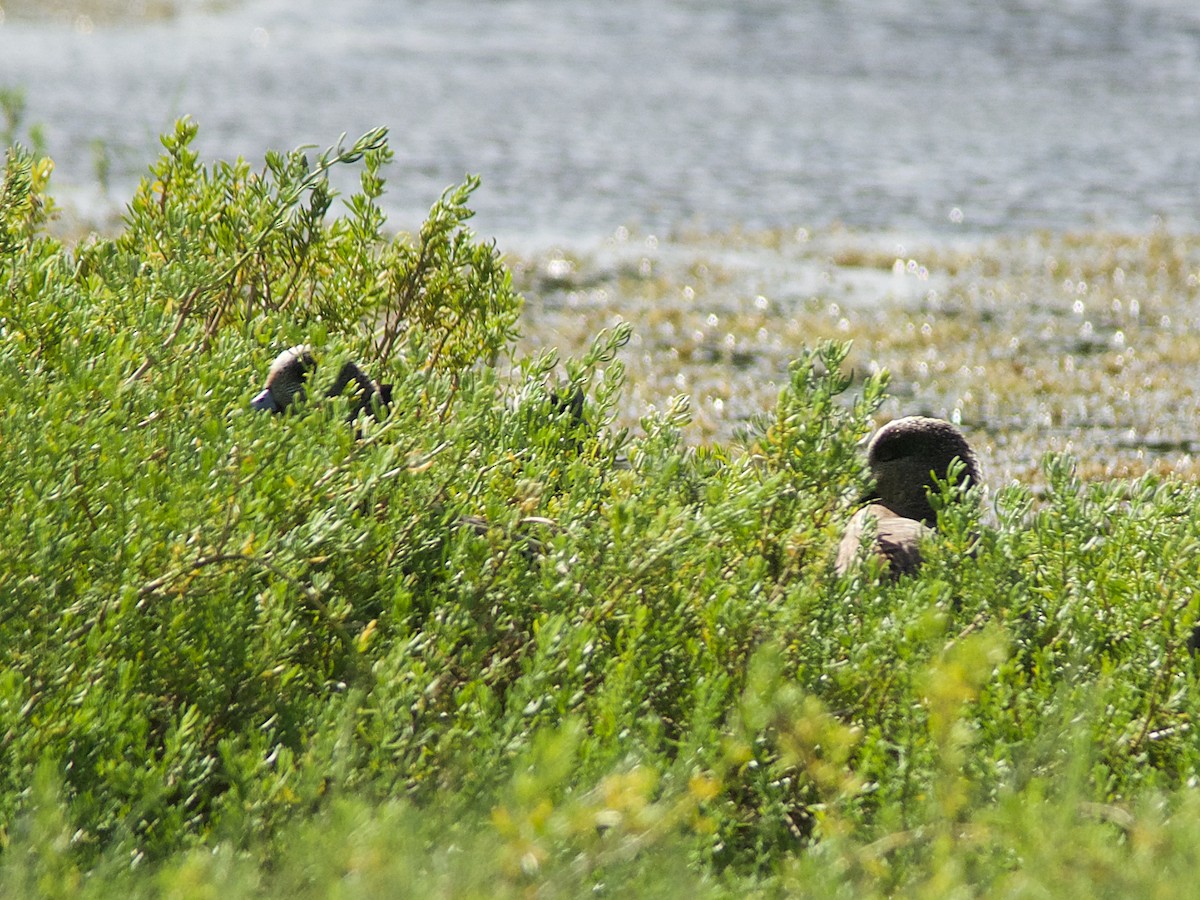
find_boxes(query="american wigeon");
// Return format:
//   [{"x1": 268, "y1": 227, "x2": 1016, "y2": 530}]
[
  {"x1": 835, "y1": 416, "x2": 981, "y2": 578},
  {"x1": 251, "y1": 345, "x2": 392, "y2": 420}
]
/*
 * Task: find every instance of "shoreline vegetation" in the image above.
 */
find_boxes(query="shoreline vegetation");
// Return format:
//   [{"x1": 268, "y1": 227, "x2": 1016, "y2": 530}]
[
  {"x1": 0, "y1": 0, "x2": 224, "y2": 27},
  {"x1": 5, "y1": 123, "x2": 1200, "y2": 896},
  {"x1": 510, "y1": 223, "x2": 1200, "y2": 491}
]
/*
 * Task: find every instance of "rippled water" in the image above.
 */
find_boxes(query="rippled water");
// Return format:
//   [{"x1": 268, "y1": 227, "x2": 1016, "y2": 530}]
[{"x1": 3, "y1": 0, "x2": 1200, "y2": 243}]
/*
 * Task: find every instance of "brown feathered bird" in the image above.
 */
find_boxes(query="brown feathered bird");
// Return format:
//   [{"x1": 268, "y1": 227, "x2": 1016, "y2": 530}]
[
  {"x1": 835, "y1": 416, "x2": 981, "y2": 578},
  {"x1": 251, "y1": 345, "x2": 392, "y2": 419}
]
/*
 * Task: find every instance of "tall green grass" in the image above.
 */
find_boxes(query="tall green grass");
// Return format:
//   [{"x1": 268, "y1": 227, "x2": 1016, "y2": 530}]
[{"x1": 3, "y1": 123, "x2": 1200, "y2": 895}]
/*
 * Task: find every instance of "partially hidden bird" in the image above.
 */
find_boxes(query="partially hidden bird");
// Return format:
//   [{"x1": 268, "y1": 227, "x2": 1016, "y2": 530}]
[
  {"x1": 251, "y1": 345, "x2": 392, "y2": 419},
  {"x1": 835, "y1": 415, "x2": 981, "y2": 578}
]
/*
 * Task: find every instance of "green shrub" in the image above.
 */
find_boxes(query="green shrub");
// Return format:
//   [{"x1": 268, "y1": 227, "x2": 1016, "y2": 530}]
[{"x1": 4, "y1": 122, "x2": 1200, "y2": 894}]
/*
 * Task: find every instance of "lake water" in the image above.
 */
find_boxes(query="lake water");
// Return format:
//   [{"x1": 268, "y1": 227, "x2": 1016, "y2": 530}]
[{"x1": 3, "y1": 0, "x2": 1200, "y2": 245}]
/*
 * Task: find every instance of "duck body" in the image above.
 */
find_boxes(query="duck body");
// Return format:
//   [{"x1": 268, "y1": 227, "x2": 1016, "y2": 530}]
[{"x1": 837, "y1": 501, "x2": 930, "y2": 578}]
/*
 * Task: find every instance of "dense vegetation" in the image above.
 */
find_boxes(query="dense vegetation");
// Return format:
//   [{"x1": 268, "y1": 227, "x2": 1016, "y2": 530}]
[{"x1": 4, "y1": 123, "x2": 1200, "y2": 896}]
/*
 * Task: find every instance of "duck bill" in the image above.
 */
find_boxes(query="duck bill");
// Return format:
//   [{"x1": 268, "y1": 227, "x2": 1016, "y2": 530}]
[{"x1": 250, "y1": 389, "x2": 279, "y2": 413}]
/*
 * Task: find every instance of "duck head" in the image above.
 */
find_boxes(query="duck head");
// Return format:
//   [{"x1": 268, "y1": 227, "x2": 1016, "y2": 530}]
[
  {"x1": 866, "y1": 416, "x2": 981, "y2": 525},
  {"x1": 327, "y1": 360, "x2": 392, "y2": 420},
  {"x1": 250, "y1": 345, "x2": 316, "y2": 414}
]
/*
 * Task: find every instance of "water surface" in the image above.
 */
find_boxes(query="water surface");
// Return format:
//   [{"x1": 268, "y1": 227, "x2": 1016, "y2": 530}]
[{"x1": 3, "y1": 0, "x2": 1200, "y2": 243}]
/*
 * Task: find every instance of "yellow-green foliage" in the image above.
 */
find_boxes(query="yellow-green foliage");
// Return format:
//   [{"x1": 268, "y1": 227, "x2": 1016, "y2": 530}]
[{"x1": 4, "y1": 124, "x2": 1200, "y2": 895}]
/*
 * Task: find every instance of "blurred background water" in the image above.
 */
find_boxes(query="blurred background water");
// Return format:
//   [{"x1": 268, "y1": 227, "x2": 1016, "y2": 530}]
[{"x1": 2, "y1": 0, "x2": 1200, "y2": 244}]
